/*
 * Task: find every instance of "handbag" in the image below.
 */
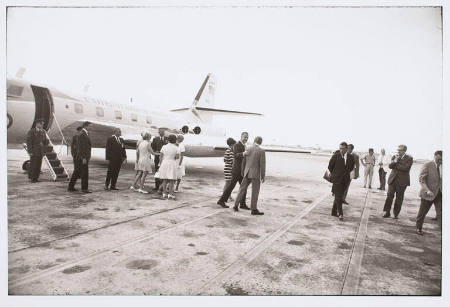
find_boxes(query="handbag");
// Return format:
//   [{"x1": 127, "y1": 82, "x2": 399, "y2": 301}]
[{"x1": 323, "y1": 169, "x2": 332, "y2": 183}]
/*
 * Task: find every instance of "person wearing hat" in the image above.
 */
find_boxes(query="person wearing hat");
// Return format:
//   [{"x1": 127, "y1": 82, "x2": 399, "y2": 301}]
[
  {"x1": 26, "y1": 118, "x2": 49, "y2": 182},
  {"x1": 68, "y1": 121, "x2": 92, "y2": 193}
]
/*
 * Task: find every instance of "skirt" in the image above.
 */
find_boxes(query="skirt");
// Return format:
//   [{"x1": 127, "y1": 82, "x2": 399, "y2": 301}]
[
  {"x1": 158, "y1": 159, "x2": 178, "y2": 180},
  {"x1": 177, "y1": 163, "x2": 186, "y2": 179},
  {"x1": 137, "y1": 155, "x2": 153, "y2": 172}
]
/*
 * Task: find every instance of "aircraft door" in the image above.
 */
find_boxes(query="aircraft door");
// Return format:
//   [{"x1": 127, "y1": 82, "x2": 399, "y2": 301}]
[{"x1": 30, "y1": 85, "x2": 54, "y2": 131}]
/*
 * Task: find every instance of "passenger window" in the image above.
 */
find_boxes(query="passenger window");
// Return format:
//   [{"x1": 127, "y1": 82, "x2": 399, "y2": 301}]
[
  {"x1": 74, "y1": 103, "x2": 83, "y2": 114},
  {"x1": 146, "y1": 116, "x2": 152, "y2": 124},
  {"x1": 131, "y1": 114, "x2": 138, "y2": 122},
  {"x1": 96, "y1": 107, "x2": 104, "y2": 117},
  {"x1": 7, "y1": 85, "x2": 24, "y2": 97},
  {"x1": 115, "y1": 110, "x2": 122, "y2": 120}
]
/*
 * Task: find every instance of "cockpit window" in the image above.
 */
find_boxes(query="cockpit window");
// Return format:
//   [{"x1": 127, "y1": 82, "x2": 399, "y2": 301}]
[{"x1": 7, "y1": 85, "x2": 24, "y2": 97}]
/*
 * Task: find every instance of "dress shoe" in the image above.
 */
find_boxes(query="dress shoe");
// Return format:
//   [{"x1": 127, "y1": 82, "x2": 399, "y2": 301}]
[
  {"x1": 217, "y1": 201, "x2": 229, "y2": 208},
  {"x1": 377, "y1": 187, "x2": 382, "y2": 190},
  {"x1": 110, "y1": 187, "x2": 119, "y2": 190},
  {"x1": 343, "y1": 200, "x2": 349, "y2": 205},
  {"x1": 382, "y1": 212, "x2": 390, "y2": 218},
  {"x1": 331, "y1": 213, "x2": 338, "y2": 217},
  {"x1": 67, "y1": 187, "x2": 78, "y2": 192},
  {"x1": 30, "y1": 179, "x2": 39, "y2": 183},
  {"x1": 431, "y1": 217, "x2": 438, "y2": 221},
  {"x1": 82, "y1": 190, "x2": 92, "y2": 193},
  {"x1": 368, "y1": 186, "x2": 372, "y2": 189},
  {"x1": 251, "y1": 210, "x2": 264, "y2": 215},
  {"x1": 104, "y1": 186, "x2": 110, "y2": 191},
  {"x1": 233, "y1": 206, "x2": 239, "y2": 212},
  {"x1": 416, "y1": 228, "x2": 424, "y2": 235},
  {"x1": 339, "y1": 215, "x2": 344, "y2": 220},
  {"x1": 363, "y1": 185, "x2": 366, "y2": 188},
  {"x1": 393, "y1": 215, "x2": 398, "y2": 219},
  {"x1": 239, "y1": 204, "x2": 251, "y2": 210}
]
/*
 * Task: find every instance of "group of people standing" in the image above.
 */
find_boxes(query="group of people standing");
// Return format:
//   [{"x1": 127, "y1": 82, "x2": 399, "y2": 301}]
[
  {"x1": 65, "y1": 123, "x2": 186, "y2": 199},
  {"x1": 328, "y1": 142, "x2": 442, "y2": 235},
  {"x1": 217, "y1": 132, "x2": 266, "y2": 216}
]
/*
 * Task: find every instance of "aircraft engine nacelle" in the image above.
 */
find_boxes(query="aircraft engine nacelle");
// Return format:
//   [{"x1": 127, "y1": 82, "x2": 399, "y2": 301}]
[
  {"x1": 193, "y1": 126, "x2": 202, "y2": 135},
  {"x1": 181, "y1": 125, "x2": 189, "y2": 134}
]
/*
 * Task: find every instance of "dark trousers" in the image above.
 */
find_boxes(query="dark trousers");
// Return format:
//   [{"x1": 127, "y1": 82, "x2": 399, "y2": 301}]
[
  {"x1": 28, "y1": 154, "x2": 43, "y2": 180},
  {"x1": 68, "y1": 159, "x2": 89, "y2": 191},
  {"x1": 379, "y1": 168, "x2": 387, "y2": 190},
  {"x1": 105, "y1": 159, "x2": 123, "y2": 188},
  {"x1": 235, "y1": 176, "x2": 261, "y2": 210},
  {"x1": 219, "y1": 173, "x2": 247, "y2": 205},
  {"x1": 343, "y1": 179, "x2": 352, "y2": 201},
  {"x1": 332, "y1": 179, "x2": 348, "y2": 216},
  {"x1": 416, "y1": 190, "x2": 442, "y2": 230},
  {"x1": 154, "y1": 155, "x2": 161, "y2": 188},
  {"x1": 383, "y1": 181, "x2": 407, "y2": 216}
]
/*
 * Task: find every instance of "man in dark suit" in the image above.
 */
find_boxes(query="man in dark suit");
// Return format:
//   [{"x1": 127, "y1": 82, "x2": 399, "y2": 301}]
[
  {"x1": 343, "y1": 143, "x2": 360, "y2": 205},
  {"x1": 217, "y1": 132, "x2": 249, "y2": 209},
  {"x1": 234, "y1": 136, "x2": 266, "y2": 215},
  {"x1": 26, "y1": 118, "x2": 49, "y2": 182},
  {"x1": 151, "y1": 128, "x2": 168, "y2": 190},
  {"x1": 382, "y1": 144, "x2": 413, "y2": 218},
  {"x1": 105, "y1": 129, "x2": 127, "y2": 190},
  {"x1": 328, "y1": 142, "x2": 355, "y2": 220},
  {"x1": 416, "y1": 150, "x2": 442, "y2": 235},
  {"x1": 71, "y1": 126, "x2": 82, "y2": 166},
  {"x1": 68, "y1": 121, "x2": 92, "y2": 193}
]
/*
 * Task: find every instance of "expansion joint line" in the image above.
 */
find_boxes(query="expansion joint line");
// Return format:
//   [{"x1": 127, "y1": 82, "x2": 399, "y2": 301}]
[{"x1": 341, "y1": 189, "x2": 372, "y2": 295}]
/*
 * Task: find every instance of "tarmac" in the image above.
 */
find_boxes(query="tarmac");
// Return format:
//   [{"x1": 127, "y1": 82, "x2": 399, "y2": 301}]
[{"x1": 7, "y1": 147, "x2": 441, "y2": 295}]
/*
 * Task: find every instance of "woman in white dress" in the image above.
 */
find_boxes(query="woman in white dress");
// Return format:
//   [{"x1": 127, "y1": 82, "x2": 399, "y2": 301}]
[
  {"x1": 131, "y1": 132, "x2": 158, "y2": 193},
  {"x1": 175, "y1": 134, "x2": 186, "y2": 193},
  {"x1": 157, "y1": 134, "x2": 179, "y2": 199}
]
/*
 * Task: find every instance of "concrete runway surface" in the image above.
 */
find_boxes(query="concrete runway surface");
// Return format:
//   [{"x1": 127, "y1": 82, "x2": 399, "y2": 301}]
[{"x1": 7, "y1": 147, "x2": 441, "y2": 295}]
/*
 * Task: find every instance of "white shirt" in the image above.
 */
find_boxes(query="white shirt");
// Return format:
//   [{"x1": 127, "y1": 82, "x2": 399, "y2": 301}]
[
  {"x1": 435, "y1": 162, "x2": 442, "y2": 179},
  {"x1": 342, "y1": 152, "x2": 347, "y2": 164},
  {"x1": 378, "y1": 154, "x2": 388, "y2": 167}
]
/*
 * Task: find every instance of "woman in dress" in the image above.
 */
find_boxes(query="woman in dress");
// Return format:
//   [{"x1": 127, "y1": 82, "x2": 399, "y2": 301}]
[
  {"x1": 131, "y1": 132, "x2": 158, "y2": 193},
  {"x1": 157, "y1": 134, "x2": 179, "y2": 199},
  {"x1": 174, "y1": 134, "x2": 186, "y2": 193},
  {"x1": 223, "y1": 137, "x2": 236, "y2": 201}
]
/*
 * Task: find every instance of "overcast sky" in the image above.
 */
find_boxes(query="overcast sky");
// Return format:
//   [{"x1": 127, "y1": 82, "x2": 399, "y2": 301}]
[{"x1": 7, "y1": 6, "x2": 442, "y2": 158}]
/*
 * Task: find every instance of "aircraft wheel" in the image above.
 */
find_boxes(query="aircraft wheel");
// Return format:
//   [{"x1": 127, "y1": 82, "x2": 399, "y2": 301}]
[{"x1": 22, "y1": 160, "x2": 30, "y2": 171}]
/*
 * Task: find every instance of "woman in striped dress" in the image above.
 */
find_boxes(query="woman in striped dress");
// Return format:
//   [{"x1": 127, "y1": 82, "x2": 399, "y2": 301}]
[{"x1": 223, "y1": 138, "x2": 236, "y2": 201}]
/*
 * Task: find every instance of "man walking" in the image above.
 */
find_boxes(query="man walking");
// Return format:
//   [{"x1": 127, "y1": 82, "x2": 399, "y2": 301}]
[
  {"x1": 105, "y1": 129, "x2": 127, "y2": 190},
  {"x1": 234, "y1": 136, "x2": 266, "y2": 215},
  {"x1": 382, "y1": 144, "x2": 413, "y2": 218},
  {"x1": 343, "y1": 144, "x2": 359, "y2": 205},
  {"x1": 328, "y1": 142, "x2": 355, "y2": 220},
  {"x1": 361, "y1": 148, "x2": 376, "y2": 189},
  {"x1": 151, "y1": 128, "x2": 168, "y2": 190},
  {"x1": 377, "y1": 148, "x2": 388, "y2": 190},
  {"x1": 217, "y1": 132, "x2": 249, "y2": 209},
  {"x1": 26, "y1": 118, "x2": 49, "y2": 183},
  {"x1": 68, "y1": 121, "x2": 92, "y2": 193},
  {"x1": 416, "y1": 151, "x2": 442, "y2": 235}
]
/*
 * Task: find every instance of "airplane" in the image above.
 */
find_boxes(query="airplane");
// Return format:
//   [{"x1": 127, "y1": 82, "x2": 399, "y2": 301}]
[{"x1": 7, "y1": 72, "x2": 311, "y2": 178}]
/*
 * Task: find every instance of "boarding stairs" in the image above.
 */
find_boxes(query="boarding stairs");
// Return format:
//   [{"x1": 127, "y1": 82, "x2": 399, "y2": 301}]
[{"x1": 23, "y1": 113, "x2": 70, "y2": 181}]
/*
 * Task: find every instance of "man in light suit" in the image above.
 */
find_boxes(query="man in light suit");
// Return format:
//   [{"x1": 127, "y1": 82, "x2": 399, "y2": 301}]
[
  {"x1": 383, "y1": 144, "x2": 414, "y2": 218},
  {"x1": 234, "y1": 136, "x2": 266, "y2": 215},
  {"x1": 105, "y1": 129, "x2": 127, "y2": 190},
  {"x1": 328, "y1": 142, "x2": 355, "y2": 220},
  {"x1": 416, "y1": 151, "x2": 442, "y2": 235}
]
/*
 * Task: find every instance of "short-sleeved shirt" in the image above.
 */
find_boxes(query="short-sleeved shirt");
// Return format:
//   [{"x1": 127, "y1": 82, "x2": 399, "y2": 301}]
[{"x1": 362, "y1": 154, "x2": 376, "y2": 167}]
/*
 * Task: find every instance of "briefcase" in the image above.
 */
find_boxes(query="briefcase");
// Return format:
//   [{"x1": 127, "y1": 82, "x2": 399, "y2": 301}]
[{"x1": 323, "y1": 169, "x2": 332, "y2": 183}]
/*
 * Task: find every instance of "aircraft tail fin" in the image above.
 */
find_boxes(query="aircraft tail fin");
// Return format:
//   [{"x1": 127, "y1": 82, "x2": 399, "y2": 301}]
[{"x1": 171, "y1": 73, "x2": 262, "y2": 123}]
